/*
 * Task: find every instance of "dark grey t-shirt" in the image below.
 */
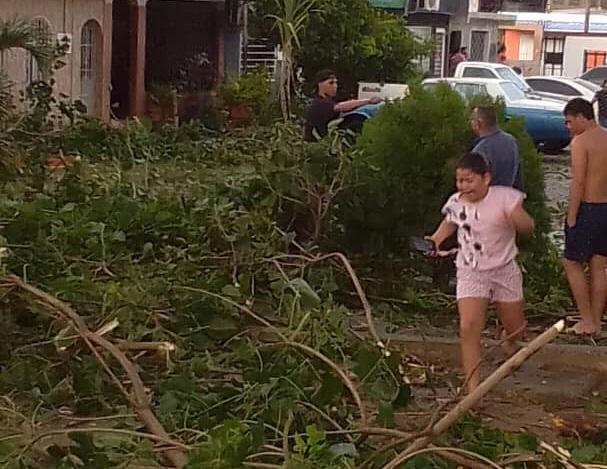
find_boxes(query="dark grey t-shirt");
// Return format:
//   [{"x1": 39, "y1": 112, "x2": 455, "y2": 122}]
[{"x1": 473, "y1": 130, "x2": 523, "y2": 191}]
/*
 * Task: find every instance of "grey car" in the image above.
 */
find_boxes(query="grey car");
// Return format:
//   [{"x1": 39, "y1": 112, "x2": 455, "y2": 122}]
[{"x1": 580, "y1": 66, "x2": 607, "y2": 86}]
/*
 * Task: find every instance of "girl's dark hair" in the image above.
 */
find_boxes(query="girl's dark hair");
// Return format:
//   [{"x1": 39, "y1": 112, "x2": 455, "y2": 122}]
[{"x1": 456, "y1": 152, "x2": 490, "y2": 175}]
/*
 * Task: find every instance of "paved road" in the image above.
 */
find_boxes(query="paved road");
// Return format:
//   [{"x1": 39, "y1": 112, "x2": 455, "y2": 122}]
[{"x1": 542, "y1": 153, "x2": 569, "y2": 250}]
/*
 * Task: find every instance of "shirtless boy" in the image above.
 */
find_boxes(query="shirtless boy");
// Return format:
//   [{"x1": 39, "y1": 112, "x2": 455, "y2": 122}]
[{"x1": 562, "y1": 98, "x2": 607, "y2": 336}]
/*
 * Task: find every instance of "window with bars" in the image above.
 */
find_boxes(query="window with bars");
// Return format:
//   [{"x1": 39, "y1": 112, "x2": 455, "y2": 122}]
[
  {"x1": 543, "y1": 37, "x2": 564, "y2": 76},
  {"x1": 25, "y1": 17, "x2": 52, "y2": 85},
  {"x1": 80, "y1": 20, "x2": 101, "y2": 115}
]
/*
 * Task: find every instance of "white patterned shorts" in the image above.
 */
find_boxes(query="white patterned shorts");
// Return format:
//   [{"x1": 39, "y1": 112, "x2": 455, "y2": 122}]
[{"x1": 456, "y1": 261, "x2": 523, "y2": 303}]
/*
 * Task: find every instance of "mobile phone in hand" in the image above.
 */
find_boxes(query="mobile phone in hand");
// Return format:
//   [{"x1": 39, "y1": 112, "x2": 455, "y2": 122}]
[{"x1": 409, "y1": 236, "x2": 436, "y2": 255}]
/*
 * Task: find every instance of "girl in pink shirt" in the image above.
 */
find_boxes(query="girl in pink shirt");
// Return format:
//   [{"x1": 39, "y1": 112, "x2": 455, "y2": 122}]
[{"x1": 428, "y1": 152, "x2": 535, "y2": 393}]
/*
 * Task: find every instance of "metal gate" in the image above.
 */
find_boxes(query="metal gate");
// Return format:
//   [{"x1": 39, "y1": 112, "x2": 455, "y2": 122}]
[{"x1": 470, "y1": 31, "x2": 488, "y2": 61}]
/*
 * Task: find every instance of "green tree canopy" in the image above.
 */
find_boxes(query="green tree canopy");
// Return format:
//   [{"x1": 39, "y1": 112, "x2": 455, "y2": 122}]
[{"x1": 250, "y1": 0, "x2": 427, "y2": 95}]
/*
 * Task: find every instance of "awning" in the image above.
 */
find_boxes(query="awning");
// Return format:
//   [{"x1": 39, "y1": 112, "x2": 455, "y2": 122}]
[{"x1": 369, "y1": 0, "x2": 408, "y2": 9}]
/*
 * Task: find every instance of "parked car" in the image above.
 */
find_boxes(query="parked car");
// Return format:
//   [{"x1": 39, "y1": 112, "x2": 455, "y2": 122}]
[
  {"x1": 579, "y1": 66, "x2": 607, "y2": 86},
  {"x1": 453, "y1": 61, "x2": 567, "y2": 103},
  {"x1": 525, "y1": 76, "x2": 599, "y2": 101},
  {"x1": 423, "y1": 78, "x2": 570, "y2": 153},
  {"x1": 339, "y1": 103, "x2": 382, "y2": 135}
]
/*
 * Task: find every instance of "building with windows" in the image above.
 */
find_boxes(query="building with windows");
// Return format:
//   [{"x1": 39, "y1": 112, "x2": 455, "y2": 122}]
[
  {"x1": 549, "y1": 0, "x2": 607, "y2": 9},
  {"x1": 403, "y1": 0, "x2": 514, "y2": 77},
  {"x1": 498, "y1": 23, "x2": 544, "y2": 74},
  {"x1": 0, "y1": 0, "x2": 236, "y2": 121},
  {"x1": 506, "y1": 10, "x2": 607, "y2": 76}
]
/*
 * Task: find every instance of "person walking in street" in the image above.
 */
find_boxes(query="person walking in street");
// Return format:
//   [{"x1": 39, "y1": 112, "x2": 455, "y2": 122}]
[
  {"x1": 428, "y1": 152, "x2": 534, "y2": 393},
  {"x1": 592, "y1": 79, "x2": 607, "y2": 128},
  {"x1": 304, "y1": 69, "x2": 381, "y2": 141},
  {"x1": 470, "y1": 105, "x2": 523, "y2": 191},
  {"x1": 562, "y1": 98, "x2": 607, "y2": 337}
]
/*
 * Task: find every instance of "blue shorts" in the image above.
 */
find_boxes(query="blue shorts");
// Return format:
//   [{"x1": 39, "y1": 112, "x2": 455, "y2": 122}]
[{"x1": 564, "y1": 202, "x2": 607, "y2": 262}]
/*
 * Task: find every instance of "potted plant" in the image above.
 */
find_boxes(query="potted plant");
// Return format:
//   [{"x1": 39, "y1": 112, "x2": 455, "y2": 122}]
[
  {"x1": 219, "y1": 67, "x2": 270, "y2": 127},
  {"x1": 175, "y1": 53, "x2": 217, "y2": 123},
  {"x1": 147, "y1": 83, "x2": 178, "y2": 125}
]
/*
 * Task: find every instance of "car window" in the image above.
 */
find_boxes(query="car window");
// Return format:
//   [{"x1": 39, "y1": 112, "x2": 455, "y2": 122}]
[
  {"x1": 462, "y1": 67, "x2": 496, "y2": 79},
  {"x1": 495, "y1": 67, "x2": 529, "y2": 91},
  {"x1": 527, "y1": 79, "x2": 581, "y2": 96},
  {"x1": 453, "y1": 83, "x2": 488, "y2": 99},
  {"x1": 583, "y1": 67, "x2": 607, "y2": 80},
  {"x1": 574, "y1": 78, "x2": 600, "y2": 92},
  {"x1": 500, "y1": 82, "x2": 526, "y2": 101}
]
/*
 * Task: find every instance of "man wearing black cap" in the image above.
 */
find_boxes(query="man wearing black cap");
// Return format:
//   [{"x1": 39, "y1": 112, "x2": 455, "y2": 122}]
[{"x1": 304, "y1": 69, "x2": 382, "y2": 141}]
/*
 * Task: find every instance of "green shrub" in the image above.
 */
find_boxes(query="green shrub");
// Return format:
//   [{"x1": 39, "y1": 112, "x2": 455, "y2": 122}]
[
  {"x1": 337, "y1": 83, "x2": 469, "y2": 251},
  {"x1": 219, "y1": 67, "x2": 271, "y2": 116}
]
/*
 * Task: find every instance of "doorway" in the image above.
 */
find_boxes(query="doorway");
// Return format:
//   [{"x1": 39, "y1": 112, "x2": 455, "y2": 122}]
[{"x1": 111, "y1": 0, "x2": 131, "y2": 118}]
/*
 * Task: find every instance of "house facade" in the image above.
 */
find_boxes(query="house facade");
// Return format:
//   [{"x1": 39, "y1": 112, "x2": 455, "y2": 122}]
[
  {"x1": 507, "y1": 10, "x2": 607, "y2": 76},
  {"x1": 0, "y1": 0, "x2": 232, "y2": 121},
  {"x1": 405, "y1": 0, "x2": 515, "y2": 77},
  {"x1": 498, "y1": 23, "x2": 544, "y2": 74}
]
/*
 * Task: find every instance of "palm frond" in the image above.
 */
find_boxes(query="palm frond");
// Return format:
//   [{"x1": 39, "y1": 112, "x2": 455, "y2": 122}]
[
  {"x1": 0, "y1": 17, "x2": 53, "y2": 74},
  {"x1": 0, "y1": 71, "x2": 12, "y2": 121}
]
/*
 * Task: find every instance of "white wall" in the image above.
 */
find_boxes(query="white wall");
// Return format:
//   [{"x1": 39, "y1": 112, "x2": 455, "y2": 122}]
[{"x1": 563, "y1": 36, "x2": 607, "y2": 77}]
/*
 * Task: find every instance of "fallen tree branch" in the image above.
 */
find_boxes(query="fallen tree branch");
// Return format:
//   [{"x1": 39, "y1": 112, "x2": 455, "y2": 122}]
[
  {"x1": 7, "y1": 275, "x2": 189, "y2": 468},
  {"x1": 386, "y1": 445, "x2": 504, "y2": 469},
  {"x1": 268, "y1": 237, "x2": 382, "y2": 347},
  {"x1": 382, "y1": 320, "x2": 565, "y2": 469},
  {"x1": 19, "y1": 427, "x2": 191, "y2": 457},
  {"x1": 430, "y1": 445, "x2": 498, "y2": 469},
  {"x1": 266, "y1": 341, "x2": 369, "y2": 427},
  {"x1": 180, "y1": 285, "x2": 370, "y2": 427}
]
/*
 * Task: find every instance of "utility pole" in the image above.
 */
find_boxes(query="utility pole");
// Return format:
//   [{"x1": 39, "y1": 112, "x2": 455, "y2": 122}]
[{"x1": 584, "y1": 0, "x2": 591, "y2": 34}]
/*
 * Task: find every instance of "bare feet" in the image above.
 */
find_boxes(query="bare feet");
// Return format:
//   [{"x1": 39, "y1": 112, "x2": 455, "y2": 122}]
[{"x1": 566, "y1": 320, "x2": 601, "y2": 337}]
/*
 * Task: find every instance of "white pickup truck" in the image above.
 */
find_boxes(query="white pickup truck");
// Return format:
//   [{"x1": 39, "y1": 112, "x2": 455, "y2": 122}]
[{"x1": 454, "y1": 61, "x2": 536, "y2": 94}]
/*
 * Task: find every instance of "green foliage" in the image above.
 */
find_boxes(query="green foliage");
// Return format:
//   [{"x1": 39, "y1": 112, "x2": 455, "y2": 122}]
[
  {"x1": 186, "y1": 421, "x2": 262, "y2": 468},
  {"x1": 251, "y1": 0, "x2": 426, "y2": 96},
  {"x1": 449, "y1": 414, "x2": 538, "y2": 460},
  {"x1": 0, "y1": 17, "x2": 54, "y2": 79},
  {"x1": 299, "y1": 0, "x2": 426, "y2": 93},
  {"x1": 338, "y1": 83, "x2": 469, "y2": 251},
  {"x1": 0, "y1": 74, "x2": 577, "y2": 468},
  {"x1": 219, "y1": 67, "x2": 272, "y2": 116},
  {"x1": 286, "y1": 425, "x2": 355, "y2": 468}
]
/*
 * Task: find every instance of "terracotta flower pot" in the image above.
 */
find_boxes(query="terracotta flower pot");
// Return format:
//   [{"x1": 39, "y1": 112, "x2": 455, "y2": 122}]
[
  {"x1": 46, "y1": 155, "x2": 74, "y2": 170},
  {"x1": 228, "y1": 103, "x2": 253, "y2": 127}
]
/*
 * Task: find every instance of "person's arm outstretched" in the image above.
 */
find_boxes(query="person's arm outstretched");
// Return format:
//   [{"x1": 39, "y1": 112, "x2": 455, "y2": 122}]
[
  {"x1": 429, "y1": 218, "x2": 457, "y2": 252},
  {"x1": 334, "y1": 96, "x2": 382, "y2": 113}
]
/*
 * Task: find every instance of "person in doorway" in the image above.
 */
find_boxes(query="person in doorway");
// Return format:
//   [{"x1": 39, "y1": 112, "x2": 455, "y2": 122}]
[
  {"x1": 592, "y1": 79, "x2": 607, "y2": 128},
  {"x1": 449, "y1": 47, "x2": 468, "y2": 76},
  {"x1": 470, "y1": 105, "x2": 523, "y2": 191},
  {"x1": 428, "y1": 152, "x2": 534, "y2": 393},
  {"x1": 498, "y1": 44, "x2": 507, "y2": 64},
  {"x1": 303, "y1": 69, "x2": 381, "y2": 141},
  {"x1": 562, "y1": 98, "x2": 607, "y2": 337}
]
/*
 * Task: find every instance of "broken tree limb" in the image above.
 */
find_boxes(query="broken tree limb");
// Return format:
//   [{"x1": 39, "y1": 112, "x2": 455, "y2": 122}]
[
  {"x1": 7, "y1": 275, "x2": 189, "y2": 468},
  {"x1": 268, "y1": 341, "x2": 369, "y2": 427},
  {"x1": 382, "y1": 319, "x2": 566, "y2": 469},
  {"x1": 388, "y1": 446, "x2": 504, "y2": 469}
]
